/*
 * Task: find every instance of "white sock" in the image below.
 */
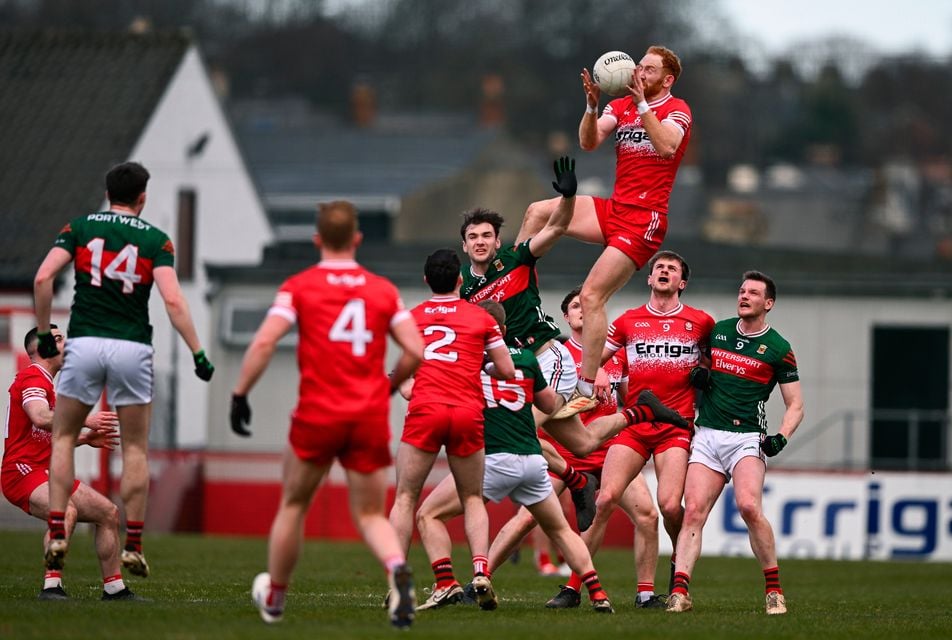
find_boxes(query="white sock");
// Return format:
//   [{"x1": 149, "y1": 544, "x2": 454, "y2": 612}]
[
  {"x1": 577, "y1": 378, "x2": 594, "y2": 397},
  {"x1": 103, "y1": 575, "x2": 126, "y2": 595},
  {"x1": 44, "y1": 571, "x2": 63, "y2": 590},
  {"x1": 637, "y1": 591, "x2": 654, "y2": 603}
]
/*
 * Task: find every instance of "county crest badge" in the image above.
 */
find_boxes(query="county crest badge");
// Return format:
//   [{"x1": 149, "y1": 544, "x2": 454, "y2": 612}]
[
  {"x1": 757, "y1": 344, "x2": 768, "y2": 355},
  {"x1": 492, "y1": 259, "x2": 504, "y2": 272}
]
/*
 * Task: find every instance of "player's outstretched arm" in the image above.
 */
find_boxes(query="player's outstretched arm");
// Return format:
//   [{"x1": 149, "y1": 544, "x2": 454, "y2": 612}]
[
  {"x1": 155, "y1": 267, "x2": 215, "y2": 380},
  {"x1": 578, "y1": 69, "x2": 615, "y2": 151},
  {"x1": 33, "y1": 247, "x2": 73, "y2": 355},
  {"x1": 528, "y1": 157, "x2": 577, "y2": 258},
  {"x1": 776, "y1": 380, "x2": 804, "y2": 441},
  {"x1": 229, "y1": 313, "x2": 294, "y2": 437}
]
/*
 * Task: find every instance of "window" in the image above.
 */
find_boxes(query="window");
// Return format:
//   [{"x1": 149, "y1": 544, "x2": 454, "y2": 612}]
[
  {"x1": 176, "y1": 189, "x2": 196, "y2": 281},
  {"x1": 220, "y1": 299, "x2": 297, "y2": 348}
]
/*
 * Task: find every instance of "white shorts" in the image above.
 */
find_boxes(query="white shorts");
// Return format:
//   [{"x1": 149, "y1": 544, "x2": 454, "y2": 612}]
[
  {"x1": 535, "y1": 340, "x2": 578, "y2": 402},
  {"x1": 57, "y1": 336, "x2": 154, "y2": 406},
  {"x1": 688, "y1": 426, "x2": 765, "y2": 482},
  {"x1": 482, "y1": 453, "x2": 552, "y2": 506}
]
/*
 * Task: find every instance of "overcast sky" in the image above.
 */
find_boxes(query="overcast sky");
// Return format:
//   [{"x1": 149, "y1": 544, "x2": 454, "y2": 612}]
[{"x1": 721, "y1": 0, "x2": 952, "y2": 57}]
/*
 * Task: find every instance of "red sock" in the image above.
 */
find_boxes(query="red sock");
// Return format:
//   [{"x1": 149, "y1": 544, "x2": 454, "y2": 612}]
[
  {"x1": 671, "y1": 571, "x2": 690, "y2": 595},
  {"x1": 567, "y1": 571, "x2": 582, "y2": 592},
  {"x1": 560, "y1": 466, "x2": 588, "y2": 491},
  {"x1": 637, "y1": 582, "x2": 654, "y2": 596},
  {"x1": 48, "y1": 511, "x2": 66, "y2": 540},
  {"x1": 581, "y1": 570, "x2": 607, "y2": 601},
  {"x1": 125, "y1": 520, "x2": 144, "y2": 553},
  {"x1": 473, "y1": 555, "x2": 489, "y2": 578},
  {"x1": 432, "y1": 557, "x2": 456, "y2": 588},
  {"x1": 764, "y1": 566, "x2": 783, "y2": 594},
  {"x1": 268, "y1": 579, "x2": 287, "y2": 610},
  {"x1": 623, "y1": 405, "x2": 656, "y2": 426}
]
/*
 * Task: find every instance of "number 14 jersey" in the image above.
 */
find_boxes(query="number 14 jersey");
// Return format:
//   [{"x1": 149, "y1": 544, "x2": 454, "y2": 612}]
[{"x1": 54, "y1": 211, "x2": 175, "y2": 345}]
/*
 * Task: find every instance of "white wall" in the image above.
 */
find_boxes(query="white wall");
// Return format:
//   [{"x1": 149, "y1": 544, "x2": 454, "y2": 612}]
[{"x1": 128, "y1": 45, "x2": 271, "y2": 448}]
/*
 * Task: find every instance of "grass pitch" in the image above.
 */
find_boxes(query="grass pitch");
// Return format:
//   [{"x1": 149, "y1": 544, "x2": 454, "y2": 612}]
[{"x1": 0, "y1": 530, "x2": 950, "y2": 639}]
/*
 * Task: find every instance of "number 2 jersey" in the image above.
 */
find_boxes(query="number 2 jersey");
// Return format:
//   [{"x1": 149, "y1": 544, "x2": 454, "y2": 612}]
[
  {"x1": 408, "y1": 296, "x2": 506, "y2": 413},
  {"x1": 698, "y1": 318, "x2": 799, "y2": 434},
  {"x1": 54, "y1": 211, "x2": 175, "y2": 345},
  {"x1": 460, "y1": 240, "x2": 560, "y2": 350},
  {"x1": 268, "y1": 259, "x2": 411, "y2": 421},
  {"x1": 606, "y1": 302, "x2": 715, "y2": 422}
]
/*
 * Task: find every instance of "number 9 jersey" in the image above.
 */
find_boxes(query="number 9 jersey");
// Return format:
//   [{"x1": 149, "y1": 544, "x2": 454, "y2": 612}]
[{"x1": 54, "y1": 212, "x2": 175, "y2": 344}]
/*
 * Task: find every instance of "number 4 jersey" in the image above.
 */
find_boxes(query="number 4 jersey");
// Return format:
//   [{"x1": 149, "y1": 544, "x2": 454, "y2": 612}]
[
  {"x1": 54, "y1": 212, "x2": 175, "y2": 344},
  {"x1": 268, "y1": 259, "x2": 411, "y2": 420}
]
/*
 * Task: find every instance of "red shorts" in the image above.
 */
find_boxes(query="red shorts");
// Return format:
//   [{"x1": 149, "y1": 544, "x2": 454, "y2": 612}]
[
  {"x1": 593, "y1": 197, "x2": 667, "y2": 269},
  {"x1": 401, "y1": 403, "x2": 484, "y2": 457},
  {"x1": 1, "y1": 464, "x2": 80, "y2": 515},
  {"x1": 289, "y1": 412, "x2": 392, "y2": 474},
  {"x1": 611, "y1": 421, "x2": 692, "y2": 461}
]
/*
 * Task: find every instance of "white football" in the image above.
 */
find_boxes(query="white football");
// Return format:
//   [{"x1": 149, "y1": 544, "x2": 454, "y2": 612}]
[{"x1": 592, "y1": 50, "x2": 636, "y2": 97}]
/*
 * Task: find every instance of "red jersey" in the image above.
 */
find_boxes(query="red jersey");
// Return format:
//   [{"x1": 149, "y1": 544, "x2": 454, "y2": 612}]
[
  {"x1": 606, "y1": 302, "x2": 714, "y2": 422},
  {"x1": 269, "y1": 260, "x2": 411, "y2": 421},
  {"x1": 602, "y1": 93, "x2": 692, "y2": 213},
  {"x1": 539, "y1": 338, "x2": 628, "y2": 471},
  {"x1": 408, "y1": 296, "x2": 506, "y2": 412},
  {"x1": 3, "y1": 364, "x2": 55, "y2": 471}
]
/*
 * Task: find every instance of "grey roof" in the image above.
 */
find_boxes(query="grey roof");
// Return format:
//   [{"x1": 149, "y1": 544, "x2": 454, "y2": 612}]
[
  {"x1": 0, "y1": 30, "x2": 190, "y2": 290},
  {"x1": 231, "y1": 103, "x2": 502, "y2": 206}
]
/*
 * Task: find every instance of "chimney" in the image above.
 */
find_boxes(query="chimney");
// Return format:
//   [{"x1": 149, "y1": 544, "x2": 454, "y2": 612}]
[
  {"x1": 350, "y1": 80, "x2": 377, "y2": 128},
  {"x1": 479, "y1": 74, "x2": 505, "y2": 127}
]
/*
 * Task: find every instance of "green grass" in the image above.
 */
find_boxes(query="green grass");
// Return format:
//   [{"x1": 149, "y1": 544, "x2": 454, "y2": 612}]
[{"x1": 0, "y1": 530, "x2": 950, "y2": 639}]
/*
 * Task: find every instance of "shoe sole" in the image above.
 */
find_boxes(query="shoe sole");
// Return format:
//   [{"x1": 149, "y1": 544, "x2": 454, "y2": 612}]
[
  {"x1": 553, "y1": 395, "x2": 597, "y2": 420},
  {"x1": 592, "y1": 600, "x2": 614, "y2": 614},
  {"x1": 45, "y1": 540, "x2": 67, "y2": 571},
  {"x1": 473, "y1": 580, "x2": 499, "y2": 611},
  {"x1": 121, "y1": 550, "x2": 150, "y2": 578},
  {"x1": 389, "y1": 565, "x2": 415, "y2": 628}
]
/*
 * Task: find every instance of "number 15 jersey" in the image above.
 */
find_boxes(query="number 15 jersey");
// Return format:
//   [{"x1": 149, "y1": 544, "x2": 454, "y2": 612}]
[{"x1": 54, "y1": 211, "x2": 175, "y2": 345}]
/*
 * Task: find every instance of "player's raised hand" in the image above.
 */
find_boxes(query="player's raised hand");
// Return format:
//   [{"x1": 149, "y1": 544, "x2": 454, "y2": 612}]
[
  {"x1": 230, "y1": 394, "x2": 252, "y2": 437},
  {"x1": 552, "y1": 156, "x2": 577, "y2": 198},
  {"x1": 627, "y1": 65, "x2": 646, "y2": 103},
  {"x1": 580, "y1": 68, "x2": 601, "y2": 108}
]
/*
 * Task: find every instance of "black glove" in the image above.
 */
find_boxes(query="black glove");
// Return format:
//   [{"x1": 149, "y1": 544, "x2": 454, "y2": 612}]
[
  {"x1": 689, "y1": 366, "x2": 710, "y2": 390},
  {"x1": 760, "y1": 434, "x2": 787, "y2": 457},
  {"x1": 551, "y1": 156, "x2": 577, "y2": 198},
  {"x1": 193, "y1": 350, "x2": 215, "y2": 381},
  {"x1": 230, "y1": 394, "x2": 252, "y2": 437},
  {"x1": 37, "y1": 331, "x2": 60, "y2": 358}
]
